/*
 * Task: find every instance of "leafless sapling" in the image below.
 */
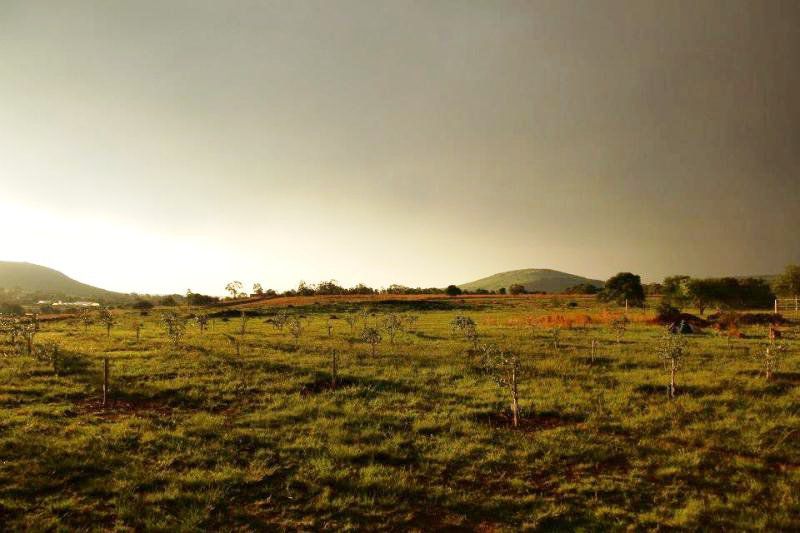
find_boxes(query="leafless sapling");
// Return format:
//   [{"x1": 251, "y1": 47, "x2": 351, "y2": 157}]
[
  {"x1": 361, "y1": 327, "x2": 382, "y2": 357},
  {"x1": 482, "y1": 343, "x2": 522, "y2": 427},
  {"x1": 658, "y1": 323, "x2": 688, "y2": 399},
  {"x1": 98, "y1": 308, "x2": 115, "y2": 337}
]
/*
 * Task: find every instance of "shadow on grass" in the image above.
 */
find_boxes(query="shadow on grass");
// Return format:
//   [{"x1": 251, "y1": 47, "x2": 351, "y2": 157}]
[
  {"x1": 635, "y1": 383, "x2": 725, "y2": 397},
  {"x1": 480, "y1": 410, "x2": 586, "y2": 432}
]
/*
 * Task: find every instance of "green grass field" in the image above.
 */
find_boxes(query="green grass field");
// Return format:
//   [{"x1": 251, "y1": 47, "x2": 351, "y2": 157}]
[{"x1": 1, "y1": 298, "x2": 798, "y2": 530}]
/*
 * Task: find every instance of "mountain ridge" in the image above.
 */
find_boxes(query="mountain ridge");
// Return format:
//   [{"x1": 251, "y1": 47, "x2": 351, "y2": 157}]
[{"x1": 0, "y1": 261, "x2": 124, "y2": 301}]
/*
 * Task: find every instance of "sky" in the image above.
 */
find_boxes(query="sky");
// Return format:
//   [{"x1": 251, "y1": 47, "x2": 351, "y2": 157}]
[{"x1": 1, "y1": 0, "x2": 799, "y2": 295}]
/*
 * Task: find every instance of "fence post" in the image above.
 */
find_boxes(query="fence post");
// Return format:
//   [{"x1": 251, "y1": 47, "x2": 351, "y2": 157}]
[
  {"x1": 775, "y1": 299, "x2": 778, "y2": 314},
  {"x1": 103, "y1": 357, "x2": 109, "y2": 407}
]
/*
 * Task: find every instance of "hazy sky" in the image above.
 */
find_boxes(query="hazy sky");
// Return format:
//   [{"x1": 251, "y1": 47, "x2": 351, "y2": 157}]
[{"x1": 1, "y1": 1, "x2": 798, "y2": 295}]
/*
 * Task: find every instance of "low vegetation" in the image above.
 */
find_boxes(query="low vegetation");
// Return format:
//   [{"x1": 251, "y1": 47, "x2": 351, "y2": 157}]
[{"x1": 0, "y1": 291, "x2": 798, "y2": 529}]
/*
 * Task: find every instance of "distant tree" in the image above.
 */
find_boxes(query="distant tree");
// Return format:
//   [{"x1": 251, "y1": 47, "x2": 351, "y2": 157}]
[
  {"x1": 186, "y1": 292, "x2": 220, "y2": 306},
  {"x1": 252, "y1": 283, "x2": 264, "y2": 295},
  {"x1": 132, "y1": 299, "x2": 154, "y2": 311},
  {"x1": 159, "y1": 295, "x2": 177, "y2": 307},
  {"x1": 296, "y1": 281, "x2": 315, "y2": 296},
  {"x1": 225, "y1": 281, "x2": 243, "y2": 299},
  {"x1": 774, "y1": 264, "x2": 800, "y2": 298},
  {"x1": 445, "y1": 285, "x2": 462, "y2": 296},
  {"x1": 598, "y1": 273, "x2": 645, "y2": 307},
  {"x1": 239, "y1": 310, "x2": 249, "y2": 337},
  {"x1": 564, "y1": 283, "x2": 600, "y2": 295},
  {"x1": 0, "y1": 302, "x2": 24, "y2": 315},
  {"x1": 662, "y1": 275, "x2": 692, "y2": 308},
  {"x1": 498, "y1": 287, "x2": 507, "y2": 295},
  {"x1": 509, "y1": 284, "x2": 526, "y2": 295}
]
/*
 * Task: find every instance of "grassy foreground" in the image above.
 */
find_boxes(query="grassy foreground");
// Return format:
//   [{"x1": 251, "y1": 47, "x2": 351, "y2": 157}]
[{"x1": 1, "y1": 298, "x2": 798, "y2": 530}]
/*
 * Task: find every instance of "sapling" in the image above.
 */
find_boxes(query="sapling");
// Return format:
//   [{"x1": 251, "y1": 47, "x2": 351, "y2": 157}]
[
  {"x1": 755, "y1": 341, "x2": 788, "y2": 381},
  {"x1": 34, "y1": 341, "x2": 62, "y2": 375},
  {"x1": 160, "y1": 312, "x2": 186, "y2": 348},
  {"x1": 344, "y1": 312, "x2": 358, "y2": 335},
  {"x1": 658, "y1": 323, "x2": 688, "y2": 399},
  {"x1": 326, "y1": 318, "x2": 333, "y2": 337},
  {"x1": 195, "y1": 313, "x2": 209, "y2": 334},
  {"x1": 361, "y1": 327, "x2": 382, "y2": 356},
  {"x1": 611, "y1": 317, "x2": 628, "y2": 344},
  {"x1": 272, "y1": 310, "x2": 288, "y2": 332},
  {"x1": 451, "y1": 316, "x2": 479, "y2": 350},
  {"x1": 481, "y1": 343, "x2": 522, "y2": 427},
  {"x1": 382, "y1": 313, "x2": 405, "y2": 345},
  {"x1": 551, "y1": 326, "x2": 561, "y2": 352},
  {"x1": 98, "y1": 308, "x2": 115, "y2": 337},
  {"x1": 224, "y1": 333, "x2": 242, "y2": 356},
  {"x1": 78, "y1": 308, "x2": 93, "y2": 333},
  {"x1": 132, "y1": 320, "x2": 143, "y2": 343},
  {"x1": 287, "y1": 315, "x2": 303, "y2": 345},
  {"x1": 239, "y1": 310, "x2": 249, "y2": 338}
]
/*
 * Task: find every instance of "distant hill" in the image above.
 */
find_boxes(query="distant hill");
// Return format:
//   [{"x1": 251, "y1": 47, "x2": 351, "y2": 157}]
[
  {"x1": 0, "y1": 261, "x2": 125, "y2": 301},
  {"x1": 459, "y1": 268, "x2": 604, "y2": 293}
]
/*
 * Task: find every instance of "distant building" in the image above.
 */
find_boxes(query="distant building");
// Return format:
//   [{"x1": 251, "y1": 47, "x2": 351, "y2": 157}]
[{"x1": 52, "y1": 301, "x2": 100, "y2": 308}]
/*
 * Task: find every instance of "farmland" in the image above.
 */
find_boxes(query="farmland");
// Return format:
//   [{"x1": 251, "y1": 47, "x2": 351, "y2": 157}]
[{"x1": 1, "y1": 296, "x2": 798, "y2": 530}]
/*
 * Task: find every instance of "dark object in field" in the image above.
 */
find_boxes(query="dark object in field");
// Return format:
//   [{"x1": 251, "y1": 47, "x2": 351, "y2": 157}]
[
  {"x1": 651, "y1": 312, "x2": 709, "y2": 329},
  {"x1": 208, "y1": 309, "x2": 265, "y2": 319},
  {"x1": 669, "y1": 321, "x2": 694, "y2": 334}
]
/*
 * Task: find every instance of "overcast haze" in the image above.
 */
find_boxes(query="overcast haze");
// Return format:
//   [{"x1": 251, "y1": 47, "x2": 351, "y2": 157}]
[{"x1": 1, "y1": 0, "x2": 798, "y2": 295}]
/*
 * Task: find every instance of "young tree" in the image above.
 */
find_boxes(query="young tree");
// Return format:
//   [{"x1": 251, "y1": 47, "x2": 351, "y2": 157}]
[
  {"x1": 344, "y1": 312, "x2": 358, "y2": 335},
  {"x1": 160, "y1": 312, "x2": 186, "y2": 348},
  {"x1": 132, "y1": 320, "x2": 143, "y2": 343},
  {"x1": 481, "y1": 343, "x2": 522, "y2": 427},
  {"x1": 195, "y1": 313, "x2": 209, "y2": 334},
  {"x1": 658, "y1": 323, "x2": 688, "y2": 399},
  {"x1": 451, "y1": 316, "x2": 479, "y2": 349},
  {"x1": 34, "y1": 341, "x2": 62, "y2": 375},
  {"x1": 78, "y1": 308, "x2": 93, "y2": 332},
  {"x1": 598, "y1": 273, "x2": 645, "y2": 307},
  {"x1": 98, "y1": 308, "x2": 115, "y2": 337},
  {"x1": 755, "y1": 340, "x2": 788, "y2": 381},
  {"x1": 382, "y1": 313, "x2": 405, "y2": 345},
  {"x1": 326, "y1": 318, "x2": 334, "y2": 337},
  {"x1": 239, "y1": 310, "x2": 249, "y2": 338},
  {"x1": 252, "y1": 282, "x2": 264, "y2": 295},
  {"x1": 272, "y1": 309, "x2": 288, "y2": 332},
  {"x1": 225, "y1": 281, "x2": 243, "y2": 299},
  {"x1": 361, "y1": 327, "x2": 382, "y2": 356},
  {"x1": 287, "y1": 315, "x2": 304, "y2": 345},
  {"x1": 611, "y1": 317, "x2": 628, "y2": 344}
]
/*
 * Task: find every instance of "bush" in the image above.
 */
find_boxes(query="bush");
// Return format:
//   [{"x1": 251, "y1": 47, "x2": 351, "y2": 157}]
[
  {"x1": 509, "y1": 284, "x2": 526, "y2": 295},
  {"x1": 445, "y1": 285, "x2": 462, "y2": 296}
]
